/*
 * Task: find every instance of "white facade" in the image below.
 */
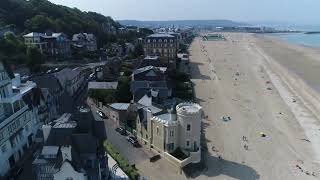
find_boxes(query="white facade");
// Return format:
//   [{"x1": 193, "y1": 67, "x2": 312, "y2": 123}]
[
  {"x1": 176, "y1": 103, "x2": 201, "y2": 152},
  {"x1": 136, "y1": 102, "x2": 202, "y2": 169},
  {"x1": 53, "y1": 161, "x2": 87, "y2": 180},
  {"x1": 0, "y1": 65, "x2": 41, "y2": 177},
  {"x1": 53, "y1": 146, "x2": 87, "y2": 180}
]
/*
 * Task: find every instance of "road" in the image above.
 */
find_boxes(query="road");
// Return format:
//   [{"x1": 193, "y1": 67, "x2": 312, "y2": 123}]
[{"x1": 91, "y1": 106, "x2": 149, "y2": 165}]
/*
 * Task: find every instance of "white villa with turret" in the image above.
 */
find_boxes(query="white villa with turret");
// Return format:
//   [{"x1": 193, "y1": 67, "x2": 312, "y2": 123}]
[{"x1": 135, "y1": 95, "x2": 202, "y2": 171}]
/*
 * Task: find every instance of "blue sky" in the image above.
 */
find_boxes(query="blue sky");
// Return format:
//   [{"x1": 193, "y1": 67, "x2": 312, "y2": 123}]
[{"x1": 49, "y1": 0, "x2": 319, "y2": 24}]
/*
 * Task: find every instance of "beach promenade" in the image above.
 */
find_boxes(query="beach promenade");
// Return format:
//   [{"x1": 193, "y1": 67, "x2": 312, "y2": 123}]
[{"x1": 189, "y1": 33, "x2": 320, "y2": 180}]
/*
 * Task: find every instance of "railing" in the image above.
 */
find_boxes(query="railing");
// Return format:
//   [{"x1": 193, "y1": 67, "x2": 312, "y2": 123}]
[{"x1": 0, "y1": 106, "x2": 29, "y2": 145}]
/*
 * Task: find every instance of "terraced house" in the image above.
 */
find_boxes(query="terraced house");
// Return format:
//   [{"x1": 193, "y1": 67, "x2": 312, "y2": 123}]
[{"x1": 0, "y1": 62, "x2": 42, "y2": 178}]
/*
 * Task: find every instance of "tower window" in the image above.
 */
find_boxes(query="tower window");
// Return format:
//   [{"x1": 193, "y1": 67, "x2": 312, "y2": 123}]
[{"x1": 187, "y1": 124, "x2": 191, "y2": 131}]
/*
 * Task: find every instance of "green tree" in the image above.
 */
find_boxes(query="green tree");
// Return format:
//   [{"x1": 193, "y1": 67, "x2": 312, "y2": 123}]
[
  {"x1": 26, "y1": 46, "x2": 43, "y2": 72},
  {"x1": 133, "y1": 43, "x2": 144, "y2": 58},
  {"x1": 116, "y1": 76, "x2": 132, "y2": 102}
]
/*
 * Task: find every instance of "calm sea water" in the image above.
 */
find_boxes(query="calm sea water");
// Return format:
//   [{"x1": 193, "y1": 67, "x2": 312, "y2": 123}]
[
  {"x1": 269, "y1": 25, "x2": 320, "y2": 48},
  {"x1": 271, "y1": 33, "x2": 320, "y2": 48}
]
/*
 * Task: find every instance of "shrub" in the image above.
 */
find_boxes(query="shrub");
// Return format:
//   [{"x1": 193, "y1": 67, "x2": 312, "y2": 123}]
[{"x1": 104, "y1": 141, "x2": 140, "y2": 180}]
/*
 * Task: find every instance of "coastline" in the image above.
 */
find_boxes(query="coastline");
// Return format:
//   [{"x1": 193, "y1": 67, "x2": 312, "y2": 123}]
[
  {"x1": 257, "y1": 33, "x2": 320, "y2": 50},
  {"x1": 189, "y1": 33, "x2": 320, "y2": 179},
  {"x1": 254, "y1": 34, "x2": 320, "y2": 91}
]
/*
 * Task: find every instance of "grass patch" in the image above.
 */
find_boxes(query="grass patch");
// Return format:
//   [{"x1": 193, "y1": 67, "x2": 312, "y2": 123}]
[{"x1": 104, "y1": 141, "x2": 140, "y2": 180}]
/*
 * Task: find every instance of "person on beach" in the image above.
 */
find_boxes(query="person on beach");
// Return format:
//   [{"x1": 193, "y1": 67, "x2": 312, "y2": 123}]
[{"x1": 244, "y1": 144, "x2": 248, "y2": 150}]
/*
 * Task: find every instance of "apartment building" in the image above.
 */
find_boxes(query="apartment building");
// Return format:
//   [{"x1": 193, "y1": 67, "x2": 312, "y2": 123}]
[
  {"x1": 0, "y1": 63, "x2": 41, "y2": 178},
  {"x1": 143, "y1": 34, "x2": 177, "y2": 66}
]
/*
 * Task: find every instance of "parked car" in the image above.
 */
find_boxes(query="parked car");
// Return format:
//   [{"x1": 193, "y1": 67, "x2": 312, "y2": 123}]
[
  {"x1": 115, "y1": 127, "x2": 127, "y2": 136},
  {"x1": 126, "y1": 136, "x2": 139, "y2": 147},
  {"x1": 96, "y1": 110, "x2": 106, "y2": 119}
]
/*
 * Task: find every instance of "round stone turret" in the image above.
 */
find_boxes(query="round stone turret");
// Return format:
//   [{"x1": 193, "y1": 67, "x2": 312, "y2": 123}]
[{"x1": 176, "y1": 103, "x2": 202, "y2": 152}]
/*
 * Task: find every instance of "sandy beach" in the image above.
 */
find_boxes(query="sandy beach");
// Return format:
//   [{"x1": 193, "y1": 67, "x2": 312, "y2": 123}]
[{"x1": 188, "y1": 33, "x2": 320, "y2": 180}]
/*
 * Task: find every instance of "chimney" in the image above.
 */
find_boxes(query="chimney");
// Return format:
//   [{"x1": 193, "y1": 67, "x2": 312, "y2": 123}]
[
  {"x1": 61, "y1": 145, "x2": 72, "y2": 161},
  {"x1": 42, "y1": 125, "x2": 52, "y2": 142},
  {"x1": 12, "y1": 74, "x2": 21, "y2": 87}
]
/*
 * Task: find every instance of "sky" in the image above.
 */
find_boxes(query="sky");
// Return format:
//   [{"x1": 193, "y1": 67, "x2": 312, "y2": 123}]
[{"x1": 49, "y1": 0, "x2": 320, "y2": 24}]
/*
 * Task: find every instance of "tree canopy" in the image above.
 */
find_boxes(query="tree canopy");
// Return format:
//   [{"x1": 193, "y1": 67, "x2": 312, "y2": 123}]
[{"x1": 0, "y1": 0, "x2": 120, "y2": 36}]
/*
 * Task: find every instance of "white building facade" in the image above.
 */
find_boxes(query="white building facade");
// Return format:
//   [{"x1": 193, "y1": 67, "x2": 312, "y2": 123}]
[
  {"x1": 136, "y1": 102, "x2": 202, "y2": 171},
  {"x1": 0, "y1": 63, "x2": 41, "y2": 178}
]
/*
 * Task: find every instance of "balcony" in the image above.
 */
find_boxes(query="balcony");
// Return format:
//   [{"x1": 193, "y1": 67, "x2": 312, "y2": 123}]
[
  {"x1": 0, "y1": 79, "x2": 11, "y2": 87},
  {"x1": 0, "y1": 105, "x2": 28, "y2": 129},
  {"x1": 0, "y1": 93, "x2": 22, "y2": 104}
]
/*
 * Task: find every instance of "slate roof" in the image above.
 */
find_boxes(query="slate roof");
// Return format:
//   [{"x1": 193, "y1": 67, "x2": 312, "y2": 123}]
[
  {"x1": 30, "y1": 74, "x2": 62, "y2": 93},
  {"x1": 72, "y1": 33, "x2": 96, "y2": 41},
  {"x1": 54, "y1": 68, "x2": 79, "y2": 86},
  {"x1": 88, "y1": 82, "x2": 118, "y2": 90},
  {"x1": 147, "y1": 34, "x2": 175, "y2": 38},
  {"x1": 133, "y1": 66, "x2": 167, "y2": 75},
  {"x1": 23, "y1": 32, "x2": 66, "y2": 39},
  {"x1": 131, "y1": 81, "x2": 168, "y2": 92},
  {"x1": 46, "y1": 128, "x2": 74, "y2": 146},
  {"x1": 22, "y1": 87, "x2": 44, "y2": 110},
  {"x1": 23, "y1": 32, "x2": 44, "y2": 38},
  {"x1": 41, "y1": 146, "x2": 59, "y2": 156},
  {"x1": 59, "y1": 92, "x2": 76, "y2": 114},
  {"x1": 72, "y1": 134, "x2": 97, "y2": 154},
  {"x1": 137, "y1": 94, "x2": 163, "y2": 114},
  {"x1": 109, "y1": 103, "x2": 130, "y2": 111}
]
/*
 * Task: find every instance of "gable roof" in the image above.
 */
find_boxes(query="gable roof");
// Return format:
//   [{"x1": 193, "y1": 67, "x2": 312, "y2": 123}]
[
  {"x1": 133, "y1": 66, "x2": 167, "y2": 75},
  {"x1": 54, "y1": 68, "x2": 79, "y2": 85}
]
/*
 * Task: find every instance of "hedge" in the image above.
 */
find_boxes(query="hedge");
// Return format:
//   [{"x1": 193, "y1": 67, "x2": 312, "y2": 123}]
[{"x1": 104, "y1": 141, "x2": 140, "y2": 180}]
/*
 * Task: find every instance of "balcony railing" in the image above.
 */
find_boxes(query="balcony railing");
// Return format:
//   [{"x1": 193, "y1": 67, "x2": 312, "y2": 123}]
[{"x1": 0, "y1": 93, "x2": 22, "y2": 104}]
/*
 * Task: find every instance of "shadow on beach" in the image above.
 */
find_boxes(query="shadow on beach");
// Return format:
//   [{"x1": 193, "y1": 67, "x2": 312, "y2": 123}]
[
  {"x1": 189, "y1": 61, "x2": 211, "y2": 80},
  {"x1": 183, "y1": 121, "x2": 260, "y2": 180}
]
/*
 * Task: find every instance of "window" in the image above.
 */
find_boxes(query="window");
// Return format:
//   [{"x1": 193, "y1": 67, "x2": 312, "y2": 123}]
[
  {"x1": 156, "y1": 127, "x2": 159, "y2": 135},
  {"x1": 0, "y1": 131, "x2": 3, "y2": 141},
  {"x1": 25, "y1": 124, "x2": 29, "y2": 132},
  {"x1": 1, "y1": 144, "x2": 7, "y2": 153},
  {"x1": 65, "y1": 178, "x2": 73, "y2": 180},
  {"x1": 168, "y1": 143, "x2": 174, "y2": 151},
  {"x1": 186, "y1": 141, "x2": 190, "y2": 146},
  {"x1": 170, "y1": 131, "x2": 174, "y2": 137},
  {"x1": 187, "y1": 124, "x2": 191, "y2": 131}
]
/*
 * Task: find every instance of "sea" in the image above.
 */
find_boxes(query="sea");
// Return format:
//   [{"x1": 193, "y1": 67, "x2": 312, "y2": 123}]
[{"x1": 269, "y1": 25, "x2": 320, "y2": 48}]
